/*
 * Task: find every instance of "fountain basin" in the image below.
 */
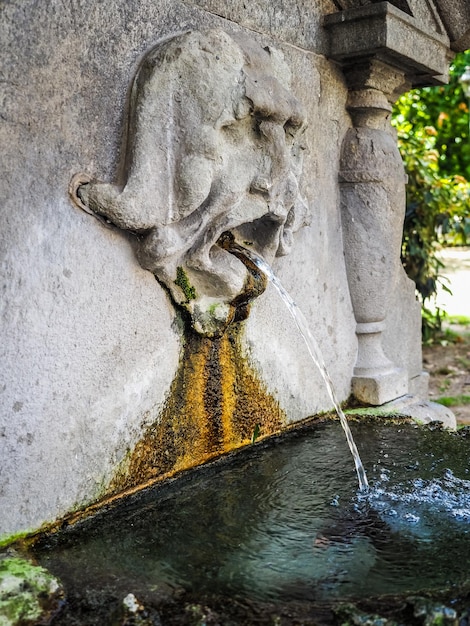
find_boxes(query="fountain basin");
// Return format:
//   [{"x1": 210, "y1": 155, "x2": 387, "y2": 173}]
[{"x1": 16, "y1": 418, "x2": 470, "y2": 625}]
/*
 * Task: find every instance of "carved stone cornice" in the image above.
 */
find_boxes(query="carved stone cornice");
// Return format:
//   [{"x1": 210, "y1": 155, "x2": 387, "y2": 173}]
[
  {"x1": 324, "y1": 1, "x2": 452, "y2": 88},
  {"x1": 433, "y1": 0, "x2": 470, "y2": 51},
  {"x1": 329, "y1": 0, "x2": 470, "y2": 52}
]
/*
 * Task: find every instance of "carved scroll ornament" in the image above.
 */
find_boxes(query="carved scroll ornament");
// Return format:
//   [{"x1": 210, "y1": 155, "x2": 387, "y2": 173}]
[{"x1": 72, "y1": 29, "x2": 308, "y2": 336}]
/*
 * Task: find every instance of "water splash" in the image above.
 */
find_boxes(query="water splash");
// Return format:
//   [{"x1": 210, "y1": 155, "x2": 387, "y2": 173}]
[
  {"x1": 221, "y1": 235, "x2": 368, "y2": 491},
  {"x1": 366, "y1": 468, "x2": 470, "y2": 528}
]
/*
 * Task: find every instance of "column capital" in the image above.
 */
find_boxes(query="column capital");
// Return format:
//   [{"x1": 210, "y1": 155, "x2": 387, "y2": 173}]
[
  {"x1": 342, "y1": 58, "x2": 411, "y2": 105},
  {"x1": 340, "y1": 58, "x2": 411, "y2": 127}
]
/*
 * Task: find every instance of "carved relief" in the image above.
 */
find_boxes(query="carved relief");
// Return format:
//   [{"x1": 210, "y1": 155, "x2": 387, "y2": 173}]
[{"x1": 72, "y1": 29, "x2": 307, "y2": 336}]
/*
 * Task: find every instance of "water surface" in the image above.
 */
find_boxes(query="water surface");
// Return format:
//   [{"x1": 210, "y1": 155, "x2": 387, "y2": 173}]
[{"x1": 33, "y1": 421, "x2": 470, "y2": 609}]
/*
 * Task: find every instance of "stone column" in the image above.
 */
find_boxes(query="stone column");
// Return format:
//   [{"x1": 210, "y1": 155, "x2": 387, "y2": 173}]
[
  {"x1": 324, "y1": 2, "x2": 453, "y2": 405},
  {"x1": 339, "y1": 60, "x2": 410, "y2": 405}
]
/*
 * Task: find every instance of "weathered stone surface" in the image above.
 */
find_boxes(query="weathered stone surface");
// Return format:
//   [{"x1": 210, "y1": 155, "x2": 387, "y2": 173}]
[
  {"x1": 185, "y1": 0, "x2": 338, "y2": 53},
  {"x1": 383, "y1": 262, "x2": 424, "y2": 391},
  {"x1": 382, "y1": 395, "x2": 457, "y2": 430},
  {"x1": 1, "y1": 0, "x2": 197, "y2": 537},
  {"x1": 0, "y1": 0, "x2": 355, "y2": 537},
  {"x1": 434, "y1": 0, "x2": 470, "y2": 51}
]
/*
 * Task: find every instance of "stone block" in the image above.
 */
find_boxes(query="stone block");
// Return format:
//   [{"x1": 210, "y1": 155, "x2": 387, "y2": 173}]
[
  {"x1": 351, "y1": 368, "x2": 409, "y2": 405},
  {"x1": 409, "y1": 372, "x2": 430, "y2": 399}
]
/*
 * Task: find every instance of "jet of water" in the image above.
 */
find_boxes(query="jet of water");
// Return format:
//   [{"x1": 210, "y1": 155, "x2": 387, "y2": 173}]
[{"x1": 220, "y1": 234, "x2": 368, "y2": 491}]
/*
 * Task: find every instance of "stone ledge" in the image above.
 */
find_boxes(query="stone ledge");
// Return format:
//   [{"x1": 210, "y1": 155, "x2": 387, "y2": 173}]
[
  {"x1": 324, "y1": 2, "x2": 451, "y2": 86},
  {"x1": 347, "y1": 393, "x2": 457, "y2": 430},
  {"x1": 382, "y1": 394, "x2": 457, "y2": 430}
]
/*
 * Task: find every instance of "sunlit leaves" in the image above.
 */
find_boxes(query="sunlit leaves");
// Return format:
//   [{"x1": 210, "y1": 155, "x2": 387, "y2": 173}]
[{"x1": 392, "y1": 50, "x2": 470, "y2": 336}]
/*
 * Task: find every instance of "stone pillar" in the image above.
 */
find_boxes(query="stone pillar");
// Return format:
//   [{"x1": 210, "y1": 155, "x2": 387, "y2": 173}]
[
  {"x1": 325, "y1": 2, "x2": 453, "y2": 405},
  {"x1": 339, "y1": 60, "x2": 410, "y2": 405}
]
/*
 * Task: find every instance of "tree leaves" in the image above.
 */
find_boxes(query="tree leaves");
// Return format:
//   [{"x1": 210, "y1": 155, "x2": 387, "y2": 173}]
[{"x1": 393, "y1": 50, "x2": 470, "y2": 315}]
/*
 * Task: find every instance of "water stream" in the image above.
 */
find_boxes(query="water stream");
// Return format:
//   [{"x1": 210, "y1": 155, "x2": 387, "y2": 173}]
[{"x1": 224, "y1": 237, "x2": 369, "y2": 491}]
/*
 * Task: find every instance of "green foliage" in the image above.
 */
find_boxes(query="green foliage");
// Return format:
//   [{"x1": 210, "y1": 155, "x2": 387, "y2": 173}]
[
  {"x1": 395, "y1": 51, "x2": 470, "y2": 179},
  {"x1": 392, "y1": 51, "x2": 470, "y2": 337},
  {"x1": 421, "y1": 306, "x2": 446, "y2": 344},
  {"x1": 448, "y1": 315, "x2": 470, "y2": 326}
]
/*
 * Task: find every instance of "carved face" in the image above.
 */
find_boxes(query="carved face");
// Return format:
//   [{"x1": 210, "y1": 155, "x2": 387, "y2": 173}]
[{"x1": 77, "y1": 30, "x2": 307, "y2": 335}]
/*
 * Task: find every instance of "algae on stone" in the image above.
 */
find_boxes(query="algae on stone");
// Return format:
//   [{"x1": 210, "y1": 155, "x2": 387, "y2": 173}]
[
  {"x1": 174, "y1": 266, "x2": 197, "y2": 303},
  {"x1": 0, "y1": 556, "x2": 62, "y2": 625}
]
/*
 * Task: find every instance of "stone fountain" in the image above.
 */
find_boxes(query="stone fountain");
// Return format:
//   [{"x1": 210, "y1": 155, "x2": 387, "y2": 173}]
[{"x1": 1, "y1": 0, "x2": 468, "y2": 544}]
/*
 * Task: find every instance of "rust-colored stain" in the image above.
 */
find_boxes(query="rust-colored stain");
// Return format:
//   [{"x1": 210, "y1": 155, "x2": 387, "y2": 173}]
[{"x1": 109, "y1": 324, "x2": 285, "y2": 494}]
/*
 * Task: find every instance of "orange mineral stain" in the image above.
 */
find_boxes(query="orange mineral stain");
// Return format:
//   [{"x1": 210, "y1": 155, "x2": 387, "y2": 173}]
[{"x1": 109, "y1": 324, "x2": 285, "y2": 495}]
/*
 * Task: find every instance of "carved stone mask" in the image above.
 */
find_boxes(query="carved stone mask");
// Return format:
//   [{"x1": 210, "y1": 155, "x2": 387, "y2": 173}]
[{"x1": 74, "y1": 29, "x2": 308, "y2": 335}]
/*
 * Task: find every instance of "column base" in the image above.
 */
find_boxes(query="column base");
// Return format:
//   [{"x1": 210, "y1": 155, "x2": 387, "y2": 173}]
[{"x1": 352, "y1": 367, "x2": 408, "y2": 405}]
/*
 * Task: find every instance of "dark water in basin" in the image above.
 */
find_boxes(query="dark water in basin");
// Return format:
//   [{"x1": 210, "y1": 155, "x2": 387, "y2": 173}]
[{"x1": 32, "y1": 421, "x2": 470, "y2": 610}]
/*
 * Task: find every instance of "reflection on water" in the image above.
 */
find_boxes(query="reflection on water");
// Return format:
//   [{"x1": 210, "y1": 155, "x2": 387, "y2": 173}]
[{"x1": 33, "y1": 421, "x2": 470, "y2": 605}]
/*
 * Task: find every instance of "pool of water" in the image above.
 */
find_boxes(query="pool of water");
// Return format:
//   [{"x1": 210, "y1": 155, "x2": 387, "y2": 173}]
[{"x1": 31, "y1": 420, "x2": 470, "y2": 620}]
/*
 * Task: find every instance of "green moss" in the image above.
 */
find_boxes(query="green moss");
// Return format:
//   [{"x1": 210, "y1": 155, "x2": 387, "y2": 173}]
[
  {"x1": 345, "y1": 407, "x2": 402, "y2": 419},
  {"x1": 0, "y1": 531, "x2": 34, "y2": 550},
  {"x1": 174, "y1": 266, "x2": 197, "y2": 303},
  {"x1": 0, "y1": 557, "x2": 61, "y2": 624}
]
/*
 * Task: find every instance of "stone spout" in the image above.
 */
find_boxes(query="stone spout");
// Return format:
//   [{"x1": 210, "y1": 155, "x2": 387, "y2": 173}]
[{"x1": 71, "y1": 29, "x2": 308, "y2": 336}]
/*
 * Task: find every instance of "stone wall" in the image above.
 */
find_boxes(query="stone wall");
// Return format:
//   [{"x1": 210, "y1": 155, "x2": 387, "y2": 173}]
[{"x1": 0, "y1": 0, "x2": 454, "y2": 537}]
